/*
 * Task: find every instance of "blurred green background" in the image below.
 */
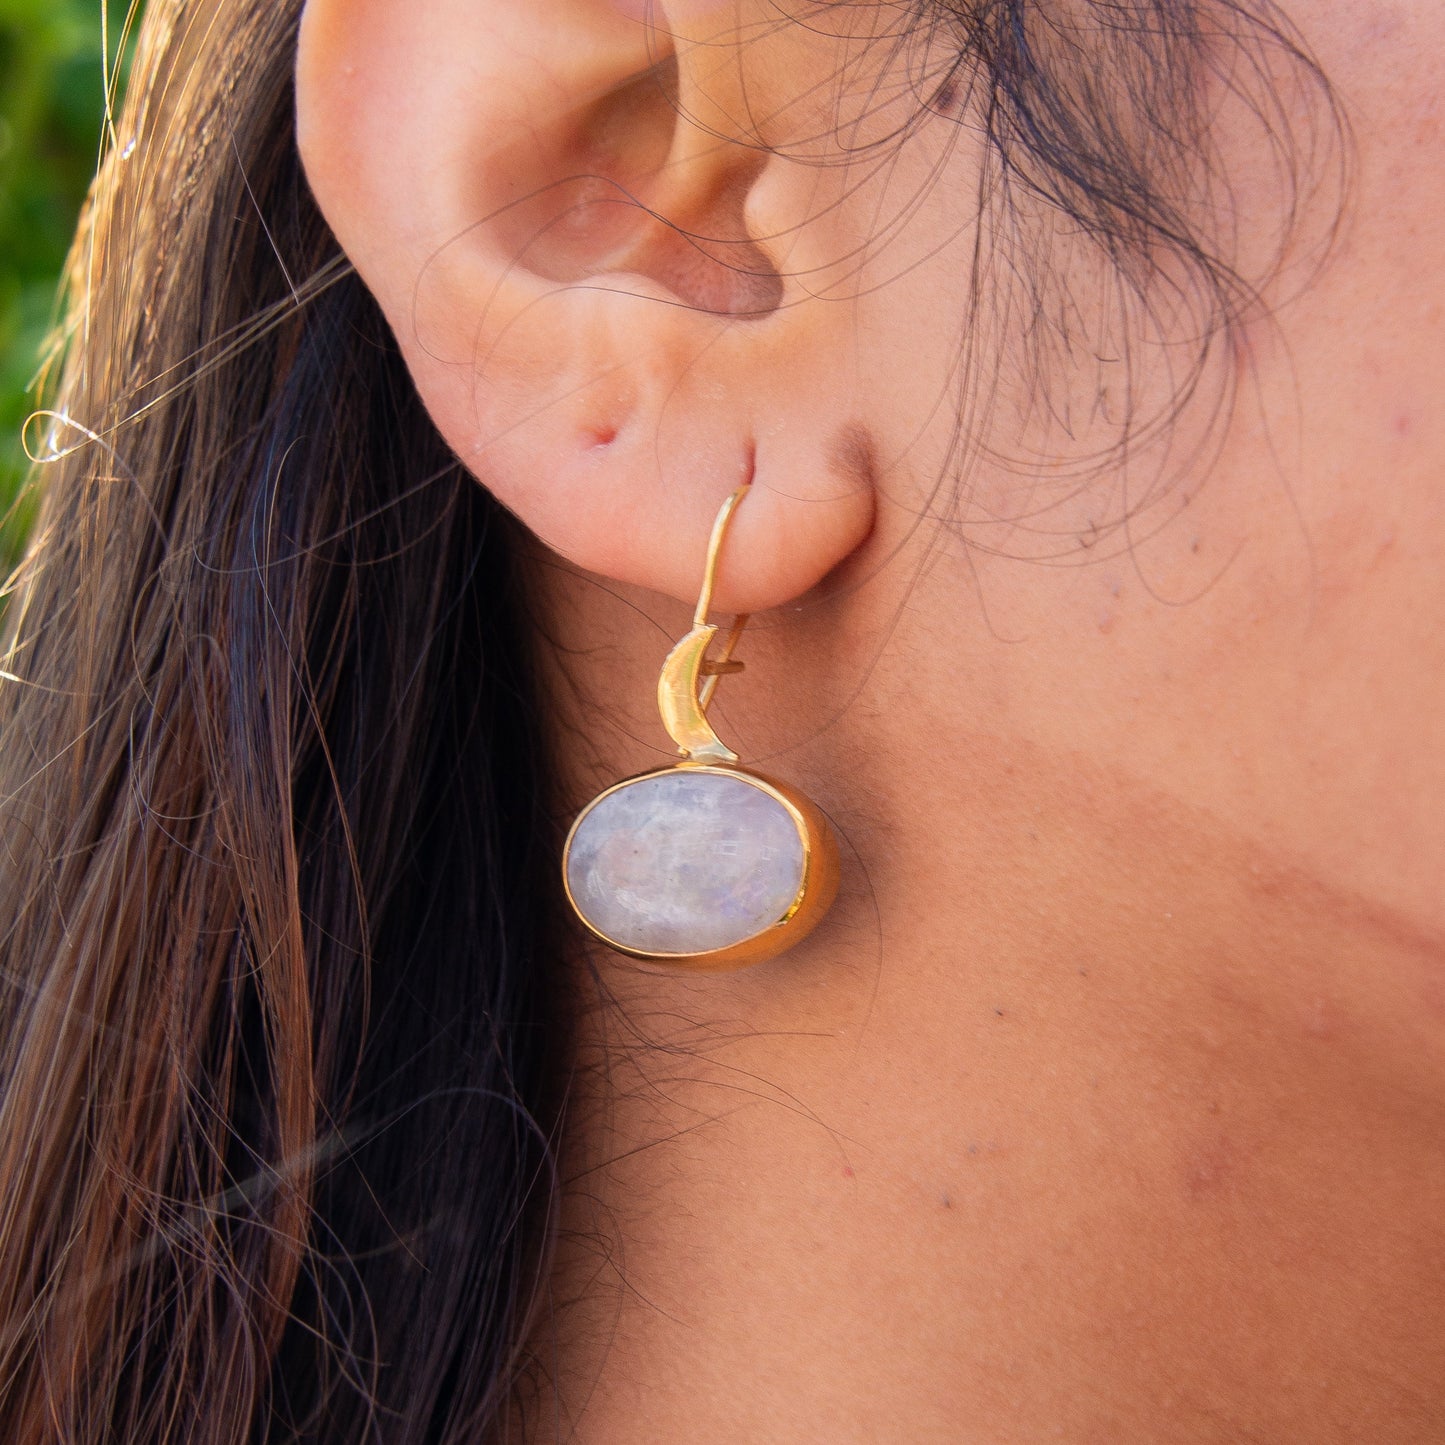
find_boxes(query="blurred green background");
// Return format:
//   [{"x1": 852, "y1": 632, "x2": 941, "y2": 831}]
[{"x1": 0, "y1": 0, "x2": 137, "y2": 572}]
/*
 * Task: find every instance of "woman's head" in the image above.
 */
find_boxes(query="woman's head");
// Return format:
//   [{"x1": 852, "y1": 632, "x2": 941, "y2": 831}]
[{"x1": 6, "y1": 0, "x2": 1444, "y2": 1440}]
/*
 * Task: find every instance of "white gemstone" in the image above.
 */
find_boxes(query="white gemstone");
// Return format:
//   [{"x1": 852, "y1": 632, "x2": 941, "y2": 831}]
[{"x1": 566, "y1": 769, "x2": 806, "y2": 956}]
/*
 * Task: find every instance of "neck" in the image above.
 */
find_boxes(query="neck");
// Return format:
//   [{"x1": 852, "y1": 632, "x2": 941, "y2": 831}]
[{"x1": 522, "y1": 516, "x2": 1445, "y2": 1439}]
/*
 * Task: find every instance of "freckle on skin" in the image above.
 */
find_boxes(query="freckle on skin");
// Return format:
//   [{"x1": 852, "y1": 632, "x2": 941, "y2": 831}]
[
  {"x1": 1305, "y1": 995, "x2": 1345, "y2": 1039},
  {"x1": 1184, "y1": 1134, "x2": 1238, "y2": 1201}
]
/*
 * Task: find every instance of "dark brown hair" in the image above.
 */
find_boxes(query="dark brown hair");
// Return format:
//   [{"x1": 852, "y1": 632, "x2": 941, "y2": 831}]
[{"x1": 0, "y1": 2, "x2": 557, "y2": 1438}]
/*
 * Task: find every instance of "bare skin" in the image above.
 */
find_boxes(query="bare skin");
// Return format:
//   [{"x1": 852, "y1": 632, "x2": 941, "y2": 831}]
[
  {"x1": 526, "y1": 11, "x2": 1445, "y2": 1442},
  {"x1": 298, "y1": 0, "x2": 1445, "y2": 1438}
]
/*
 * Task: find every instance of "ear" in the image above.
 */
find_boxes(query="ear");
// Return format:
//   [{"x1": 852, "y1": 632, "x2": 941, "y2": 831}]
[{"x1": 295, "y1": 0, "x2": 879, "y2": 613}]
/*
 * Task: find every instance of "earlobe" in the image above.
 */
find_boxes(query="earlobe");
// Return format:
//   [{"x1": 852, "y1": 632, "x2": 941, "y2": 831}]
[{"x1": 296, "y1": 0, "x2": 877, "y2": 613}]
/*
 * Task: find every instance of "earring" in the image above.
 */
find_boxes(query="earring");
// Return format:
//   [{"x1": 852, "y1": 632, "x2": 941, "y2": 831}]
[{"x1": 562, "y1": 485, "x2": 839, "y2": 970}]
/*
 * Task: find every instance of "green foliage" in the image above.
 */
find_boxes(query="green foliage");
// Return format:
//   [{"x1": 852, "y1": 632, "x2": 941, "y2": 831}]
[{"x1": 0, "y1": 0, "x2": 138, "y2": 571}]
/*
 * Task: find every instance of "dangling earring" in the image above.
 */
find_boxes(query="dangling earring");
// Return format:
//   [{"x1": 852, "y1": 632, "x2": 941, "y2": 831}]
[{"x1": 562, "y1": 485, "x2": 839, "y2": 970}]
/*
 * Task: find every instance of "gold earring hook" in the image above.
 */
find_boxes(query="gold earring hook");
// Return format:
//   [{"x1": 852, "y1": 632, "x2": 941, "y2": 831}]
[
  {"x1": 693, "y1": 484, "x2": 748, "y2": 628},
  {"x1": 657, "y1": 485, "x2": 752, "y2": 762}
]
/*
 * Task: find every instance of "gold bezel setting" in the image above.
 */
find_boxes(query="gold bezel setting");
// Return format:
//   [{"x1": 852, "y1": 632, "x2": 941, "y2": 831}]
[{"x1": 562, "y1": 761, "x2": 839, "y2": 971}]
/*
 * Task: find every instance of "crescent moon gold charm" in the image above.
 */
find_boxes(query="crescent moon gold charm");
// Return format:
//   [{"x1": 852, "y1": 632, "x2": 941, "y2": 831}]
[{"x1": 562, "y1": 485, "x2": 839, "y2": 970}]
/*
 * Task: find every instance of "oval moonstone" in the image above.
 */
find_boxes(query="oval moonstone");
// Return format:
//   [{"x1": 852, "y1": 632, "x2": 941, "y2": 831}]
[{"x1": 565, "y1": 768, "x2": 807, "y2": 957}]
